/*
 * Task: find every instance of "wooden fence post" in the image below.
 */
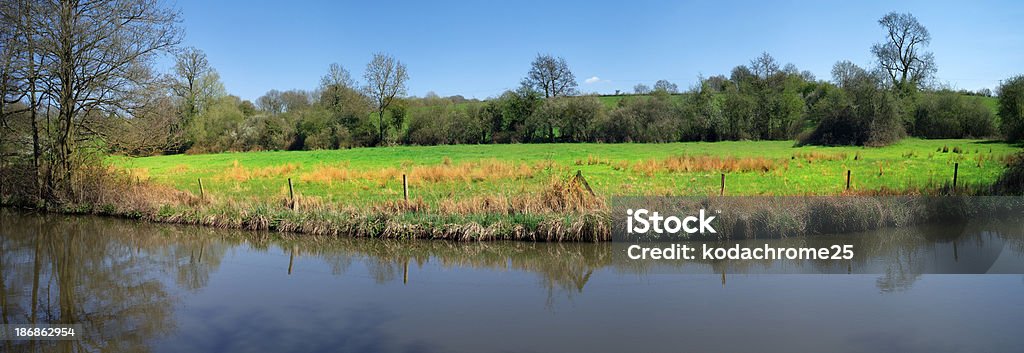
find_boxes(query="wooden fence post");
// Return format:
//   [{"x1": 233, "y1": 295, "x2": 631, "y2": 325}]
[
  {"x1": 403, "y1": 174, "x2": 409, "y2": 201},
  {"x1": 287, "y1": 246, "x2": 295, "y2": 275},
  {"x1": 846, "y1": 170, "x2": 851, "y2": 191},
  {"x1": 720, "y1": 173, "x2": 725, "y2": 196},
  {"x1": 952, "y1": 163, "x2": 959, "y2": 193},
  {"x1": 288, "y1": 178, "x2": 295, "y2": 210},
  {"x1": 198, "y1": 178, "x2": 204, "y2": 199},
  {"x1": 574, "y1": 170, "x2": 596, "y2": 197}
]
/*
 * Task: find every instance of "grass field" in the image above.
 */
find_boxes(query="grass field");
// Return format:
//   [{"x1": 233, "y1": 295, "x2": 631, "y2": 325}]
[{"x1": 112, "y1": 139, "x2": 1021, "y2": 208}]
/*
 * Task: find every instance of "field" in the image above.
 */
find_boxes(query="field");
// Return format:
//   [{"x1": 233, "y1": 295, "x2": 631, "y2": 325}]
[{"x1": 113, "y1": 139, "x2": 1021, "y2": 209}]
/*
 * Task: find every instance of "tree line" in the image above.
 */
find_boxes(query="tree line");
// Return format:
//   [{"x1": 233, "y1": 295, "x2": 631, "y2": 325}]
[
  {"x1": 3, "y1": 3, "x2": 1024, "y2": 203},
  {"x1": 104, "y1": 11, "x2": 1022, "y2": 153}
]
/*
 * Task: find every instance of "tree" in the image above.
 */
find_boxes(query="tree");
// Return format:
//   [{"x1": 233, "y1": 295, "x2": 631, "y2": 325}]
[
  {"x1": 653, "y1": 80, "x2": 678, "y2": 94},
  {"x1": 257, "y1": 90, "x2": 284, "y2": 115},
  {"x1": 831, "y1": 60, "x2": 867, "y2": 89},
  {"x1": 172, "y1": 47, "x2": 222, "y2": 130},
  {"x1": 25, "y1": 0, "x2": 182, "y2": 198},
  {"x1": 522, "y1": 54, "x2": 577, "y2": 98},
  {"x1": 363, "y1": 53, "x2": 409, "y2": 145},
  {"x1": 871, "y1": 12, "x2": 936, "y2": 92},
  {"x1": 750, "y1": 52, "x2": 779, "y2": 79},
  {"x1": 633, "y1": 84, "x2": 651, "y2": 95},
  {"x1": 999, "y1": 75, "x2": 1024, "y2": 141},
  {"x1": 321, "y1": 63, "x2": 355, "y2": 90}
]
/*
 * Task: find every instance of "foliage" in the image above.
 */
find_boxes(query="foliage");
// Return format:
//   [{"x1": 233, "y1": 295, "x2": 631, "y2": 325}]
[
  {"x1": 1000, "y1": 75, "x2": 1024, "y2": 141},
  {"x1": 913, "y1": 90, "x2": 997, "y2": 138}
]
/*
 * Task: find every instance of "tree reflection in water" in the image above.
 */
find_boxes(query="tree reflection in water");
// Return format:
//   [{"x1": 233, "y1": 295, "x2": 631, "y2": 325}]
[
  {"x1": 0, "y1": 211, "x2": 229, "y2": 352},
  {"x1": 1, "y1": 209, "x2": 1022, "y2": 352}
]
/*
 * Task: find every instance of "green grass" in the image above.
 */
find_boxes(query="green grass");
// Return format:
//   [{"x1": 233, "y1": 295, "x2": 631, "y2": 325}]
[
  {"x1": 974, "y1": 96, "x2": 1000, "y2": 117},
  {"x1": 596, "y1": 94, "x2": 689, "y2": 108},
  {"x1": 112, "y1": 139, "x2": 1021, "y2": 207}
]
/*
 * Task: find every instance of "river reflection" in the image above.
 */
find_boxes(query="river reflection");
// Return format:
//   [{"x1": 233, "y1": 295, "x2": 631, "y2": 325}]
[{"x1": 1, "y1": 210, "x2": 1023, "y2": 352}]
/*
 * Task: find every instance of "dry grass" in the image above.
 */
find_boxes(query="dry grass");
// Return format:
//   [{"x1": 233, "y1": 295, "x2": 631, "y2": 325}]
[
  {"x1": 634, "y1": 155, "x2": 780, "y2": 176},
  {"x1": 437, "y1": 176, "x2": 604, "y2": 215},
  {"x1": 575, "y1": 155, "x2": 612, "y2": 166},
  {"x1": 300, "y1": 159, "x2": 539, "y2": 185},
  {"x1": 301, "y1": 164, "x2": 352, "y2": 184},
  {"x1": 168, "y1": 164, "x2": 190, "y2": 174},
  {"x1": 217, "y1": 160, "x2": 300, "y2": 182},
  {"x1": 128, "y1": 167, "x2": 151, "y2": 180},
  {"x1": 792, "y1": 151, "x2": 848, "y2": 163}
]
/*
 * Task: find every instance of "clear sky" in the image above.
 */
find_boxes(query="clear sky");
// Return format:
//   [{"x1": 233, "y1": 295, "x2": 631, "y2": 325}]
[{"x1": 167, "y1": 0, "x2": 1024, "y2": 102}]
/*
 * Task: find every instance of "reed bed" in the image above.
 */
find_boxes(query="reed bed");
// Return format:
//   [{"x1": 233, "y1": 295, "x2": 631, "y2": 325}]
[{"x1": 634, "y1": 155, "x2": 780, "y2": 176}]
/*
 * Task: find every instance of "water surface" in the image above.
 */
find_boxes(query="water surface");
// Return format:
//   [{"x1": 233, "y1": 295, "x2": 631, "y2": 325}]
[{"x1": 1, "y1": 210, "x2": 1023, "y2": 352}]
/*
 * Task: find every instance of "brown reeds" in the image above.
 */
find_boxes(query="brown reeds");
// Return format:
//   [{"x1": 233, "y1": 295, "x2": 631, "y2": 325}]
[
  {"x1": 217, "y1": 160, "x2": 300, "y2": 182},
  {"x1": 634, "y1": 155, "x2": 780, "y2": 176}
]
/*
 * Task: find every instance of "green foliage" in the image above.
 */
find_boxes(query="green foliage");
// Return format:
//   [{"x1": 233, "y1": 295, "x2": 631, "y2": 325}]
[
  {"x1": 999, "y1": 75, "x2": 1024, "y2": 141},
  {"x1": 116, "y1": 139, "x2": 1020, "y2": 207},
  {"x1": 599, "y1": 93, "x2": 681, "y2": 142},
  {"x1": 913, "y1": 90, "x2": 997, "y2": 138},
  {"x1": 404, "y1": 104, "x2": 471, "y2": 145},
  {"x1": 801, "y1": 70, "x2": 904, "y2": 146},
  {"x1": 188, "y1": 96, "x2": 246, "y2": 152}
]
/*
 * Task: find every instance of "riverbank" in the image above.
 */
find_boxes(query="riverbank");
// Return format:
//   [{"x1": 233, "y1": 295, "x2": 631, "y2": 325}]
[{"x1": 3, "y1": 140, "x2": 1023, "y2": 242}]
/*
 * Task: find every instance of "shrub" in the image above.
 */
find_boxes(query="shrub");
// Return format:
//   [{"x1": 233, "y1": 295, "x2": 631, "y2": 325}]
[
  {"x1": 800, "y1": 72, "x2": 904, "y2": 146},
  {"x1": 913, "y1": 90, "x2": 997, "y2": 138},
  {"x1": 999, "y1": 75, "x2": 1024, "y2": 141}
]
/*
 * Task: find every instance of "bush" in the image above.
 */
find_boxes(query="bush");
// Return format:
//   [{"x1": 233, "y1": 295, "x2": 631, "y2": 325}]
[
  {"x1": 999, "y1": 75, "x2": 1024, "y2": 141},
  {"x1": 913, "y1": 91, "x2": 997, "y2": 138},
  {"x1": 404, "y1": 104, "x2": 484, "y2": 145},
  {"x1": 800, "y1": 72, "x2": 904, "y2": 146},
  {"x1": 528, "y1": 96, "x2": 603, "y2": 142},
  {"x1": 598, "y1": 93, "x2": 681, "y2": 142}
]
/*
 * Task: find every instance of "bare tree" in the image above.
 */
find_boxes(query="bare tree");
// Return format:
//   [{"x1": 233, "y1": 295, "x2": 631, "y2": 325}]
[
  {"x1": 257, "y1": 90, "x2": 284, "y2": 115},
  {"x1": 320, "y1": 63, "x2": 355, "y2": 90},
  {"x1": 18, "y1": 0, "x2": 182, "y2": 198},
  {"x1": 831, "y1": 60, "x2": 867, "y2": 89},
  {"x1": 522, "y1": 54, "x2": 577, "y2": 98},
  {"x1": 363, "y1": 53, "x2": 408, "y2": 145},
  {"x1": 653, "y1": 80, "x2": 678, "y2": 94},
  {"x1": 633, "y1": 84, "x2": 651, "y2": 95},
  {"x1": 750, "y1": 52, "x2": 779, "y2": 79},
  {"x1": 871, "y1": 12, "x2": 936, "y2": 91},
  {"x1": 172, "y1": 47, "x2": 222, "y2": 133}
]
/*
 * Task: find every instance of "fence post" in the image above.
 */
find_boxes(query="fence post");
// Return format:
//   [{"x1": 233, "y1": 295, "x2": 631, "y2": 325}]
[
  {"x1": 403, "y1": 174, "x2": 409, "y2": 201},
  {"x1": 287, "y1": 246, "x2": 295, "y2": 275},
  {"x1": 720, "y1": 173, "x2": 725, "y2": 196},
  {"x1": 288, "y1": 178, "x2": 295, "y2": 210},
  {"x1": 953, "y1": 163, "x2": 959, "y2": 193},
  {"x1": 574, "y1": 170, "x2": 596, "y2": 197},
  {"x1": 198, "y1": 178, "x2": 204, "y2": 199},
  {"x1": 846, "y1": 170, "x2": 851, "y2": 191}
]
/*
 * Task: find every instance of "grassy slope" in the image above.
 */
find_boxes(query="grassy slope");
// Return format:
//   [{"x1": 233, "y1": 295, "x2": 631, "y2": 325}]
[{"x1": 114, "y1": 139, "x2": 1020, "y2": 207}]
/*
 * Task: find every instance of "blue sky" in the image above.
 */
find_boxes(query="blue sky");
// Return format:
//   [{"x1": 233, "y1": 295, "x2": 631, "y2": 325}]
[{"x1": 167, "y1": 0, "x2": 1024, "y2": 101}]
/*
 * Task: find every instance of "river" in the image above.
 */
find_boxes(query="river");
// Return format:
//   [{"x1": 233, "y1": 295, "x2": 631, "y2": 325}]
[{"x1": 1, "y1": 210, "x2": 1023, "y2": 352}]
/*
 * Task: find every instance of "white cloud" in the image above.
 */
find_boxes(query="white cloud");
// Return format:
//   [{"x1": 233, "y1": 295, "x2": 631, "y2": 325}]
[{"x1": 584, "y1": 76, "x2": 602, "y2": 84}]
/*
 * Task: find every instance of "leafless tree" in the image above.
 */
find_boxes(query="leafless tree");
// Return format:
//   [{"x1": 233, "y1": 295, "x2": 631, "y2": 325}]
[
  {"x1": 363, "y1": 53, "x2": 408, "y2": 145},
  {"x1": 172, "y1": 47, "x2": 222, "y2": 132},
  {"x1": 633, "y1": 84, "x2": 651, "y2": 95},
  {"x1": 750, "y1": 52, "x2": 779, "y2": 79},
  {"x1": 522, "y1": 54, "x2": 577, "y2": 98},
  {"x1": 257, "y1": 89, "x2": 284, "y2": 115},
  {"x1": 320, "y1": 63, "x2": 355, "y2": 90},
  {"x1": 831, "y1": 60, "x2": 867, "y2": 89},
  {"x1": 653, "y1": 80, "x2": 678, "y2": 94},
  {"x1": 13, "y1": 0, "x2": 183, "y2": 198},
  {"x1": 871, "y1": 12, "x2": 936, "y2": 91}
]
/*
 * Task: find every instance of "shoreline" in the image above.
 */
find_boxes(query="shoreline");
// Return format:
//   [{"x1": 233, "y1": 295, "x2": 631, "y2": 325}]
[{"x1": 5, "y1": 192, "x2": 1020, "y2": 243}]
